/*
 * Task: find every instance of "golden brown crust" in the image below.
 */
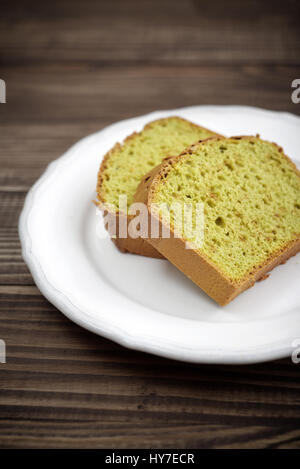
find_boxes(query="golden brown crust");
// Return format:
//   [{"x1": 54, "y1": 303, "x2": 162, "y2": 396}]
[
  {"x1": 95, "y1": 117, "x2": 222, "y2": 258},
  {"x1": 112, "y1": 233, "x2": 165, "y2": 258},
  {"x1": 110, "y1": 211, "x2": 165, "y2": 258},
  {"x1": 133, "y1": 136, "x2": 300, "y2": 305}
]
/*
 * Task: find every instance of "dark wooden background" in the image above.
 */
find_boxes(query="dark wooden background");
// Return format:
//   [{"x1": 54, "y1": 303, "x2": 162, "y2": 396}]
[{"x1": 0, "y1": 0, "x2": 300, "y2": 449}]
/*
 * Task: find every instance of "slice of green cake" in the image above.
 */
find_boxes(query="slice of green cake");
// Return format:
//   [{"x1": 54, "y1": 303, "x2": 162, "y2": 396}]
[
  {"x1": 134, "y1": 136, "x2": 300, "y2": 305},
  {"x1": 96, "y1": 116, "x2": 221, "y2": 257}
]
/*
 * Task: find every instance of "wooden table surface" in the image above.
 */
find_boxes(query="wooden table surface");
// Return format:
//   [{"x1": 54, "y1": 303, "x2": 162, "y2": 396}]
[{"x1": 0, "y1": 0, "x2": 300, "y2": 449}]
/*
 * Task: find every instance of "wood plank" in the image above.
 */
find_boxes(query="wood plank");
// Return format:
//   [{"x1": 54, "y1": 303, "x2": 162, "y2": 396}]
[
  {"x1": 0, "y1": 421, "x2": 298, "y2": 449},
  {"x1": 0, "y1": 0, "x2": 299, "y2": 65},
  {"x1": 0, "y1": 65, "x2": 299, "y2": 177},
  {"x1": 1, "y1": 65, "x2": 299, "y2": 130}
]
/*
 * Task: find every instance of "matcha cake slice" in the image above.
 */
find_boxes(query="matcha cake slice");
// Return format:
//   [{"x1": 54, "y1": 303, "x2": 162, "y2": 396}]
[
  {"x1": 134, "y1": 136, "x2": 300, "y2": 305},
  {"x1": 96, "y1": 117, "x2": 221, "y2": 258}
]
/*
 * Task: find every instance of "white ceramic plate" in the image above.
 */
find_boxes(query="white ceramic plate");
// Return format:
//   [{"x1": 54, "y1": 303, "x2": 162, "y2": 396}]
[{"x1": 19, "y1": 105, "x2": 300, "y2": 364}]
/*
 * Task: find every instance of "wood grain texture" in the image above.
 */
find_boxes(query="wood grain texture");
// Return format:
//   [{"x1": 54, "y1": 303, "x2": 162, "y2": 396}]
[
  {"x1": 1, "y1": 0, "x2": 300, "y2": 65},
  {"x1": 0, "y1": 0, "x2": 300, "y2": 449}
]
